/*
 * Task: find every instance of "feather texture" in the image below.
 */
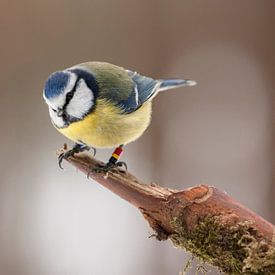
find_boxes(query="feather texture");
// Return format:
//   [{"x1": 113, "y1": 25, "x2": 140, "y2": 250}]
[
  {"x1": 74, "y1": 62, "x2": 160, "y2": 113},
  {"x1": 58, "y1": 99, "x2": 152, "y2": 148},
  {"x1": 44, "y1": 61, "x2": 196, "y2": 148},
  {"x1": 127, "y1": 70, "x2": 160, "y2": 107}
]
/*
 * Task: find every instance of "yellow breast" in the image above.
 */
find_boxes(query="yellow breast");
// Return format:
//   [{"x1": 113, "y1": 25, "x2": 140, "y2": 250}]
[{"x1": 57, "y1": 99, "x2": 152, "y2": 148}]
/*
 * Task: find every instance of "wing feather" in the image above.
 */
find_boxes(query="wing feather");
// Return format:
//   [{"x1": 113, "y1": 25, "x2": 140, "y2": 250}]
[{"x1": 127, "y1": 70, "x2": 160, "y2": 104}]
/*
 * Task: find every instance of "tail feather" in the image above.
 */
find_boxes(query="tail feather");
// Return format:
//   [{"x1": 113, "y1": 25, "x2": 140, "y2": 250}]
[{"x1": 158, "y1": 79, "x2": 197, "y2": 92}]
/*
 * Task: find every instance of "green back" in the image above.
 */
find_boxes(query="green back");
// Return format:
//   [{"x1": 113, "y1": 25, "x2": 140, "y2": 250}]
[{"x1": 82, "y1": 62, "x2": 134, "y2": 102}]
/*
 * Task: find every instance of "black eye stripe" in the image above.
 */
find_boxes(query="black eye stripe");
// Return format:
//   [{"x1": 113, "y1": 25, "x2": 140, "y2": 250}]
[
  {"x1": 66, "y1": 91, "x2": 73, "y2": 101},
  {"x1": 71, "y1": 77, "x2": 81, "y2": 93},
  {"x1": 64, "y1": 77, "x2": 81, "y2": 106}
]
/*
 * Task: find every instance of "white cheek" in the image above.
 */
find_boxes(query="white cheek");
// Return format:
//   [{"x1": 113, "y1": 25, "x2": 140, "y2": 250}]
[
  {"x1": 45, "y1": 93, "x2": 66, "y2": 111},
  {"x1": 66, "y1": 80, "x2": 94, "y2": 118},
  {"x1": 48, "y1": 107, "x2": 65, "y2": 128}
]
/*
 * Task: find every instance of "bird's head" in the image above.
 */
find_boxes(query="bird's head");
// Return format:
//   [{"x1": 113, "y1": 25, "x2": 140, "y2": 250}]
[{"x1": 43, "y1": 68, "x2": 98, "y2": 128}]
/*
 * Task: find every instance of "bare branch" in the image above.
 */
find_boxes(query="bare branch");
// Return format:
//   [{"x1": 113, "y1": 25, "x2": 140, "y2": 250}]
[{"x1": 65, "y1": 153, "x2": 275, "y2": 274}]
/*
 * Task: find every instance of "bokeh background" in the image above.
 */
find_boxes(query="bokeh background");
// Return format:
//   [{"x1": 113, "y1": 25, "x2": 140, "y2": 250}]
[{"x1": 0, "y1": 1, "x2": 274, "y2": 274}]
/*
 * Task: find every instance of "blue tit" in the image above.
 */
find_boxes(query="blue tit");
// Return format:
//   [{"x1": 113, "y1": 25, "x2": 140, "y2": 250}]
[{"x1": 43, "y1": 61, "x2": 196, "y2": 172}]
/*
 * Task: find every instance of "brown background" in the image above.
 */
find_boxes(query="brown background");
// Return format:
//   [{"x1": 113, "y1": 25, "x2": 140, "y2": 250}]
[{"x1": 0, "y1": 1, "x2": 274, "y2": 274}]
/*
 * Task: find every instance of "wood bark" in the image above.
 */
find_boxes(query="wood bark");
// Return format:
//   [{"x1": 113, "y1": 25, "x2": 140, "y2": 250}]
[{"x1": 64, "y1": 153, "x2": 275, "y2": 274}]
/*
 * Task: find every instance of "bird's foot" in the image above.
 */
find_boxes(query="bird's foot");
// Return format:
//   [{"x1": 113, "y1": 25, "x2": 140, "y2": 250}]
[
  {"x1": 58, "y1": 144, "x2": 95, "y2": 169},
  {"x1": 88, "y1": 161, "x2": 127, "y2": 178}
]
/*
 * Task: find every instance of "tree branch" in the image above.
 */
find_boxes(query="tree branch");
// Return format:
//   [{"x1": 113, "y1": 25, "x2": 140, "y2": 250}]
[{"x1": 65, "y1": 153, "x2": 275, "y2": 274}]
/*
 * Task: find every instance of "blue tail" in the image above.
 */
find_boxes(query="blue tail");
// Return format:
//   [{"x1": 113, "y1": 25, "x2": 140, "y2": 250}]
[{"x1": 158, "y1": 79, "x2": 197, "y2": 92}]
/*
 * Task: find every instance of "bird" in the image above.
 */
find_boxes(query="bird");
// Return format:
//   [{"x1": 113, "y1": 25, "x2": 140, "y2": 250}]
[{"x1": 43, "y1": 61, "x2": 196, "y2": 173}]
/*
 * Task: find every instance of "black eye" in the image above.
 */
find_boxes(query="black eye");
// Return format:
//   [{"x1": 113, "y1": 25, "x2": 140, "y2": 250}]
[
  {"x1": 62, "y1": 113, "x2": 68, "y2": 120},
  {"x1": 66, "y1": 91, "x2": 74, "y2": 101}
]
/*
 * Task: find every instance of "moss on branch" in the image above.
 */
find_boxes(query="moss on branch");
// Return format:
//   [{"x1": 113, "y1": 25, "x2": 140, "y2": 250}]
[{"x1": 170, "y1": 216, "x2": 275, "y2": 274}]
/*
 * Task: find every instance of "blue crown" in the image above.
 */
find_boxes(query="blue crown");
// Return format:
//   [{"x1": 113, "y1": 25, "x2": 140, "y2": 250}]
[{"x1": 44, "y1": 71, "x2": 70, "y2": 99}]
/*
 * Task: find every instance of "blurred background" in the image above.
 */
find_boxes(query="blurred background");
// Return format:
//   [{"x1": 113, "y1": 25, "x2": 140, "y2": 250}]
[{"x1": 0, "y1": 0, "x2": 274, "y2": 274}]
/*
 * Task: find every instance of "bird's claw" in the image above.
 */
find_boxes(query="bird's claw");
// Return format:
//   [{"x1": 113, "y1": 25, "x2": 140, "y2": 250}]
[
  {"x1": 58, "y1": 144, "x2": 93, "y2": 169},
  {"x1": 87, "y1": 161, "x2": 127, "y2": 178},
  {"x1": 116, "y1": 161, "x2": 128, "y2": 171},
  {"x1": 91, "y1": 147, "x2": 96, "y2": 156},
  {"x1": 58, "y1": 150, "x2": 74, "y2": 169}
]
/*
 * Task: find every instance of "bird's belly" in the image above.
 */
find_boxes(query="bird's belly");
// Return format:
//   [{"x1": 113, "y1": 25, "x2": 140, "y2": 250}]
[{"x1": 58, "y1": 101, "x2": 152, "y2": 148}]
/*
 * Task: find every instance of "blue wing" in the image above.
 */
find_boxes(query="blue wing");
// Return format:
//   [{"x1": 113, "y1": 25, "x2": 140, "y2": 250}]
[
  {"x1": 117, "y1": 70, "x2": 195, "y2": 113},
  {"x1": 118, "y1": 70, "x2": 159, "y2": 113},
  {"x1": 127, "y1": 70, "x2": 160, "y2": 104}
]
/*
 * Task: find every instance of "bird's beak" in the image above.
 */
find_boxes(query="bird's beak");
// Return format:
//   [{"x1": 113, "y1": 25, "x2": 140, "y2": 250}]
[{"x1": 57, "y1": 109, "x2": 64, "y2": 117}]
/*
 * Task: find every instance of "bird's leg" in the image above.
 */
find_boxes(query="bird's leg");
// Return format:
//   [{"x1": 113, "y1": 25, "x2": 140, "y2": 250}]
[
  {"x1": 92, "y1": 145, "x2": 127, "y2": 174},
  {"x1": 107, "y1": 145, "x2": 127, "y2": 168},
  {"x1": 58, "y1": 143, "x2": 95, "y2": 169}
]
